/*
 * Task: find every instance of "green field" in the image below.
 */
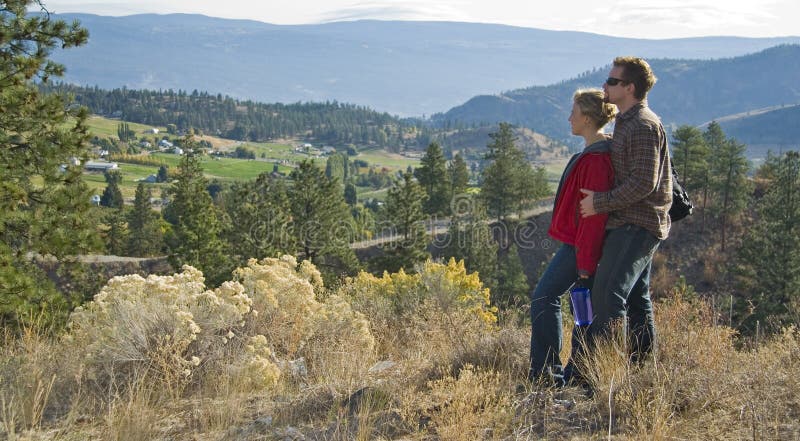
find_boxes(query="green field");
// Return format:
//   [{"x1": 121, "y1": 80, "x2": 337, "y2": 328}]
[
  {"x1": 86, "y1": 116, "x2": 165, "y2": 139},
  {"x1": 83, "y1": 116, "x2": 422, "y2": 201}
]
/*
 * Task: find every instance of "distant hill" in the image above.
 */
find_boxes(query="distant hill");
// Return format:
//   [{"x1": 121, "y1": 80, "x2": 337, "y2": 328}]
[
  {"x1": 436, "y1": 45, "x2": 800, "y2": 149},
  {"x1": 712, "y1": 104, "x2": 800, "y2": 147},
  {"x1": 436, "y1": 127, "x2": 568, "y2": 162},
  {"x1": 46, "y1": 13, "x2": 800, "y2": 117}
]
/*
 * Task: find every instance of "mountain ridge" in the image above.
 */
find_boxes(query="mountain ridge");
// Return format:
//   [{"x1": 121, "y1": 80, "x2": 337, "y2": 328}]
[{"x1": 47, "y1": 13, "x2": 800, "y2": 117}]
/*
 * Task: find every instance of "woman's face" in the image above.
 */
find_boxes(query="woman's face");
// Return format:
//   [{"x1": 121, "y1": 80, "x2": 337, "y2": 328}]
[{"x1": 568, "y1": 102, "x2": 586, "y2": 135}]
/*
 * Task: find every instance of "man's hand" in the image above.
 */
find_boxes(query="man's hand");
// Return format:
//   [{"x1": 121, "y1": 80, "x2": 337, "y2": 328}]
[{"x1": 579, "y1": 189, "x2": 597, "y2": 217}]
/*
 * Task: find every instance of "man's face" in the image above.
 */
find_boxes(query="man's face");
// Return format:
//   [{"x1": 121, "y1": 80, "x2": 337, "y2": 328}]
[{"x1": 603, "y1": 65, "x2": 629, "y2": 105}]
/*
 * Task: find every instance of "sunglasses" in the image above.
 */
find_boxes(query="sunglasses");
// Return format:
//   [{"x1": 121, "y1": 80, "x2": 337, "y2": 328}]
[{"x1": 605, "y1": 77, "x2": 628, "y2": 86}]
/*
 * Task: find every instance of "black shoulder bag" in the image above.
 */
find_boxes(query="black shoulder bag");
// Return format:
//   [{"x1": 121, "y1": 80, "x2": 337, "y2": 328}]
[{"x1": 669, "y1": 159, "x2": 693, "y2": 222}]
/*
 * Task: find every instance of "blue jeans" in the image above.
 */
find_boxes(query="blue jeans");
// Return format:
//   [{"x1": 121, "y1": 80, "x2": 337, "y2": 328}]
[
  {"x1": 588, "y1": 224, "x2": 660, "y2": 362},
  {"x1": 529, "y1": 244, "x2": 588, "y2": 385}
]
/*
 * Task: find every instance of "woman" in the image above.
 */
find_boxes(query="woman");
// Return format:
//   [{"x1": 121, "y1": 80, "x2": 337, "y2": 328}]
[{"x1": 529, "y1": 88, "x2": 616, "y2": 386}]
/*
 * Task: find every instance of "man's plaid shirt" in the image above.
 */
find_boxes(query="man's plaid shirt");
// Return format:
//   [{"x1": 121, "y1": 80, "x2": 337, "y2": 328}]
[{"x1": 593, "y1": 101, "x2": 672, "y2": 240}]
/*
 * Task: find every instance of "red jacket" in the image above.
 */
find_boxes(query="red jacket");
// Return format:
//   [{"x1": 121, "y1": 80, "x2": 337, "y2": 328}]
[{"x1": 548, "y1": 148, "x2": 614, "y2": 276}]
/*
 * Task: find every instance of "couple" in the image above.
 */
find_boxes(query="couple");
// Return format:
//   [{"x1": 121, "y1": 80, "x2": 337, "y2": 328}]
[{"x1": 529, "y1": 56, "x2": 672, "y2": 387}]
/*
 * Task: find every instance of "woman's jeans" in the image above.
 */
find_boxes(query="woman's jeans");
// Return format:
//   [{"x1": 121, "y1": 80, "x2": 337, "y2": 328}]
[{"x1": 529, "y1": 244, "x2": 587, "y2": 385}]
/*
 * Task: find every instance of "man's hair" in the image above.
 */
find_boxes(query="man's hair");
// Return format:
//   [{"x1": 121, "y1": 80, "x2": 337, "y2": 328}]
[
  {"x1": 573, "y1": 88, "x2": 617, "y2": 128},
  {"x1": 613, "y1": 56, "x2": 657, "y2": 100}
]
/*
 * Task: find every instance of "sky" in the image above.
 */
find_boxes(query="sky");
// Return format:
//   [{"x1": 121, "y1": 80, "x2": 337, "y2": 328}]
[{"x1": 36, "y1": 0, "x2": 799, "y2": 39}]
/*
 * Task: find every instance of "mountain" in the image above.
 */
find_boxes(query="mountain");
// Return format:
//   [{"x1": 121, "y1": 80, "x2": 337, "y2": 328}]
[
  {"x1": 47, "y1": 13, "x2": 800, "y2": 117},
  {"x1": 711, "y1": 104, "x2": 800, "y2": 158},
  {"x1": 436, "y1": 45, "x2": 800, "y2": 148}
]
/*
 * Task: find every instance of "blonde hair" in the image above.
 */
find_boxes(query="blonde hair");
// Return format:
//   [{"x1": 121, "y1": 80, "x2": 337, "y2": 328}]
[{"x1": 573, "y1": 88, "x2": 617, "y2": 128}]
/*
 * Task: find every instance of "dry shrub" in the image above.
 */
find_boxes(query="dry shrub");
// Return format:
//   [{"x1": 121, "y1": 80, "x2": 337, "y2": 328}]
[
  {"x1": 235, "y1": 256, "x2": 376, "y2": 386},
  {"x1": 426, "y1": 365, "x2": 513, "y2": 440},
  {"x1": 67, "y1": 265, "x2": 279, "y2": 401}
]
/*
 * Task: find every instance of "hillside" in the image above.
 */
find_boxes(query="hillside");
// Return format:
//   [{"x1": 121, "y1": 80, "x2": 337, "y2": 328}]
[
  {"x1": 436, "y1": 45, "x2": 800, "y2": 150},
  {"x1": 714, "y1": 104, "x2": 800, "y2": 151},
  {"x1": 46, "y1": 13, "x2": 800, "y2": 117},
  {"x1": 436, "y1": 126, "x2": 568, "y2": 162}
]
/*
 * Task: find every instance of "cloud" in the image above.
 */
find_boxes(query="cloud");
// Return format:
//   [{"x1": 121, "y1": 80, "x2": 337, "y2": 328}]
[{"x1": 319, "y1": 1, "x2": 469, "y2": 23}]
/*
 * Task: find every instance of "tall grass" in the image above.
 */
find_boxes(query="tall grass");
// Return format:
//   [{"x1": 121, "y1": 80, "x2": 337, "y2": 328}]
[{"x1": 1, "y1": 260, "x2": 798, "y2": 439}]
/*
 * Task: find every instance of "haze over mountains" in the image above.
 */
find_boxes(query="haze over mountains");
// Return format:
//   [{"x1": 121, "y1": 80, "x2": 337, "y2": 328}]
[
  {"x1": 437, "y1": 44, "x2": 800, "y2": 147},
  {"x1": 49, "y1": 13, "x2": 800, "y2": 118}
]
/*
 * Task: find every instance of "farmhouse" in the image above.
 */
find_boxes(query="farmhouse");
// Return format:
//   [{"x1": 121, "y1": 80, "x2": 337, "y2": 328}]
[{"x1": 84, "y1": 161, "x2": 119, "y2": 172}]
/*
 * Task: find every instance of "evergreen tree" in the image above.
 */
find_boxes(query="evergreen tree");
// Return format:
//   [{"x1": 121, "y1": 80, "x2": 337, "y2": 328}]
[
  {"x1": 448, "y1": 152, "x2": 470, "y2": 198},
  {"x1": 288, "y1": 160, "x2": 358, "y2": 278},
  {"x1": 480, "y1": 123, "x2": 545, "y2": 220},
  {"x1": 710, "y1": 137, "x2": 751, "y2": 251},
  {"x1": 415, "y1": 142, "x2": 450, "y2": 215},
  {"x1": 117, "y1": 122, "x2": 134, "y2": 142},
  {"x1": 222, "y1": 172, "x2": 294, "y2": 264},
  {"x1": 164, "y1": 140, "x2": 232, "y2": 285},
  {"x1": 671, "y1": 125, "x2": 710, "y2": 194},
  {"x1": 103, "y1": 208, "x2": 128, "y2": 256},
  {"x1": 736, "y1": 151, "x2": 800, "y2": 333},
  {"x1": 325, "y1": 153, "x2": 346, "y2": 184},
  {"x1": 127, "y1": 183, "x2": 163, "y2": 257},
  {"x1": 99, "y1": 169, "x2": 124, "y2": 208},
  {"x1": 0, "y1": 2, "x2": 97, "y2": 326},
  {"x1": 441, "y1": 198, "x2": 497, "y2": 286},
  {"x1": 703, "y1": 121, "x2": 727, "y2": 231},
  {"x1": 494, "y1": 243, "x2": 530, "y2": 309},
  {"x1": 344, "y1": 182, "x2": 358, "y2": 206},
  {"x1": 377, "y1": 171, "x2": 430, "y2": 273},
  {"x1": 157, "y1": 164, "x2": 170, "y2": 183}
]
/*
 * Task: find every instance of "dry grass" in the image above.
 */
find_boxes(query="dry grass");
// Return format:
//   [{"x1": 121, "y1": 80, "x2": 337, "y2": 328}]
[{"x1": 1, "y1": 262, "x2": 799, "y2": 440}]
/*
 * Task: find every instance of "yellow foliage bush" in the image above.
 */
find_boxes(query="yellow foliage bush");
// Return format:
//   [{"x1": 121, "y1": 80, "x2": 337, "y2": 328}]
[{"x1": 340, "y1": 259, "x2": 499, "y2": 374}]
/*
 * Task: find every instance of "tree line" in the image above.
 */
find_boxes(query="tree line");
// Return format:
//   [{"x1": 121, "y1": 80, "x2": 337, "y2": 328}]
[
  {"x1": 40, "y1": 83, "x2": 433, "y2": 150},
  {"x1": 671, "y1": 121, "x2": 799, "y2": 335}
]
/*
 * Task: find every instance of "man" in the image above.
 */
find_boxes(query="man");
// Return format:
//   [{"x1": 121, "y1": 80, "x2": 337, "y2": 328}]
[{"x1": 578, "y1": 56, "x2": 672, "y2": 363}]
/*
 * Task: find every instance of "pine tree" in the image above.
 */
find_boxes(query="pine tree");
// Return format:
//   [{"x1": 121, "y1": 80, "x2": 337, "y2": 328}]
[
  {"x1": 441, "y1": 197, "x2": 497, "y2": 287},
  {"x1": 415, "y1": 142, "x2": 450, "y2": 215},
  {"x1": 449, "y1": 152, "x2": 470, "y2": 198},
  {"x1": 703, "y1": 121, "x2": 727, "y2": 231},
  {"x1": 377, "y1": 171, "x2": 430, "y2": 273},
  {"x1": 736, "y1": 151, "x2": 800, "y2": 333},
  {"x1": 157, "y1": 164, "x2": 170, "y2": 183},
  {"x1": 222, "y1": 172, "x2": 294, "y2": 264},
  {"x1": 289, "y1": 160, "x2": 358, "y2": 278},
  {"x1": 100, "y1": 169, "x2": 124, "y2": 208},
  {"x1": 672, "y1": 125, "x2": 710, "y2": 194},
  {"x1": 127, "y1": 183, "x2": 163, "y2": 257},
  {"x1": 480, "y1": 123, "x2": 545, "y2": 220},
  {"x1": 0, "y1": 2, "x2": 97, "y2": 326},
  {"x1": 164, "y1": 140, "x2": 232, "y2": 285},
  {"x1": 344, "y1": 182, "x2": 358, "y2": 206},
  {"x1": 710, "y1": 137, "x2": 751, "y2": 251},
  {"x1": 494, "y1": 243, "x2": 530, "y2": 309},
  {"x1": 103, "y1": 208, "x2": 128, "y2": 256}
]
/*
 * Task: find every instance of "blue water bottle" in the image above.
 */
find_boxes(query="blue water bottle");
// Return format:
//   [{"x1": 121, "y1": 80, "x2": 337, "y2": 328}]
[{"x1": 570, "y1": 282, "x2": 593, "y2": 327}]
